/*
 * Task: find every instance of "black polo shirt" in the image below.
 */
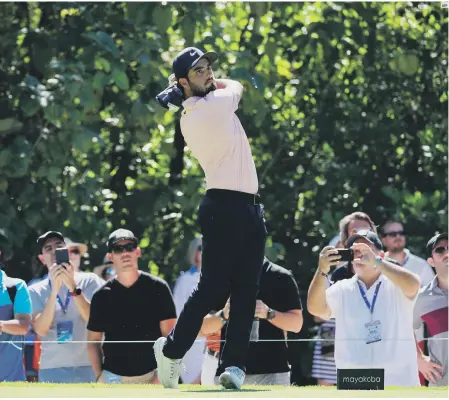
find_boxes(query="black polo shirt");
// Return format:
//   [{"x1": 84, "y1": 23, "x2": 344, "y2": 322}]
[
  {"x1": 87, "y1": 271, "x2": 176, "y2": 377},
  {"x1": 216, "y1": 259, "x2": 302, "y2": 375}
]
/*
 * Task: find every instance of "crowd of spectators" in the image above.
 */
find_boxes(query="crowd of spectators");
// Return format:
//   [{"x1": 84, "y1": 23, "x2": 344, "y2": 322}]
[{"x1": 0, "y1": 213, "x2": 446, "y2": 387}]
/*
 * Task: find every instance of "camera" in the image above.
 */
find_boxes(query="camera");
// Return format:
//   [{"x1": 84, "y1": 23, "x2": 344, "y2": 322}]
[{"x1": 155, "y1": 84, "x2": 184, "y2": 112}]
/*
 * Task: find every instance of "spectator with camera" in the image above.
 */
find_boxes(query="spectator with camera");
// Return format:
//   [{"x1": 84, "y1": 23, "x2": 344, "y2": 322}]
[
  {"x1": 414, "y1": 233, "x2": 448, "y2": 387},
  {"x1": 330, "y1": 212, "x2": 378, "y2": 283},
  {"x1": 28, "y1": 231, "x2": 103, "y2": 383},
  {"x1": 307, "y1": 230, "x2": 421, "y2": 386},
  {"x1": 199, "y1": 257, "x2": 303, "y2": 386},
  {"x1": 381, "y1": 221, "x2": 435, "y2": 287},
  {"x1": 172, "y1": 237, "x2": 205, "y2": 384},
  {"x1": 87, "y1": 229, "x2": 177, "y2": 384},
  {"x1": 0, "y1": 231, "x2": 32, "y2": 382},
  {"x1": 25, "y1": 236, "x2": 89, "y2": 381},
  {"x1": 330, "y1": 213, "x2": 402, "y2": 282},
  {"x1": 28, "y1": 237, "x2": 88, "y2": 287}
]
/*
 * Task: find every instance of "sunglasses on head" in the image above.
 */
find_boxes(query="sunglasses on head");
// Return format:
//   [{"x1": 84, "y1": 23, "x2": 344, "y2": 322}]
[
  {"x1": 383, "y1": 231, "x2": 405, "y2": 238},
  {"x1": 70, "y1": 248, "x2": 80, "y2": 255},
  {"x1": 111, "y1": 242, "x2": 137, "y2": 254},
  {"x1": 433, "y1": 246, "x2": 448, "y2": 255}
]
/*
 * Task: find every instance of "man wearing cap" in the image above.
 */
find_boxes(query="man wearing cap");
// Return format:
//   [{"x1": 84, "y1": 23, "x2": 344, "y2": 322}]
[
  {"x1": 28, "y1": 231, "x2": 103, "y2": 383},
  {"x1": 330, "y1": 212, "x2": 378, "y2": 283},
  {"x1": 0, "y1": 230, "x2": 32, "y2": 381},
  {"x1": 308, "y1": 230, "x2": 421, "y2": 386},
  {"x1": 87, "y1": 229, "x2": 177, "y2": 384},
  {"x1": 414, "y1": 233, "x2": 448, "y2": 387},
  {"x1": 154, "y1": 47, "x2": 267, "y2": 390},
  {"x1": 28, "y1": 237, "x2": 88, "y2": 286}
]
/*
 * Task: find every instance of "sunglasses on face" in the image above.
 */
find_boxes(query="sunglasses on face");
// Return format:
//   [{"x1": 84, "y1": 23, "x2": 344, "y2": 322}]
[
  {"x1": 70, "y1": 248, "x2": 80, "y2": 255},
  {"x1": 197, "y1": 245, "x2": 202, "y2": 252},
  {"x1": 383, "y1": 231, "x2": 405, "y2": 238},
  {"x1": 433, "y1": 246, "x2": 448, "y2": 255},
  {"x1": 111, "y1": 242, "x2": 137, "y2": 254}
]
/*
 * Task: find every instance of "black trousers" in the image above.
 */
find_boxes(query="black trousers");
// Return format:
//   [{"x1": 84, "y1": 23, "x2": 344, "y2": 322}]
[{"x1": 163, "y1": 189, "x2": 267, "y2": 372}]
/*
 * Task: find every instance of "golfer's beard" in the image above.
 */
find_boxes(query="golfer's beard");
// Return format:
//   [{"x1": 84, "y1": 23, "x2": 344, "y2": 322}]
[{"x1": 190, "y1": 82, "x2": 217, "y2": 97}]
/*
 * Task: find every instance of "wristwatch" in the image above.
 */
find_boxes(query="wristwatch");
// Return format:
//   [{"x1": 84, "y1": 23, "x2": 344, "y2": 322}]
[
  {"x1": 373, "y1": 256, "x2": 383, "y2": 269},
  {"x1": 267, "y1": 308, "x2": 276, "y2": 321},
  {"x1": 70, "y1": 287, "x2": 82, "y2": 297},
  {"x1": 218, "y1": 309, "x2": 228, "y2": 324}
]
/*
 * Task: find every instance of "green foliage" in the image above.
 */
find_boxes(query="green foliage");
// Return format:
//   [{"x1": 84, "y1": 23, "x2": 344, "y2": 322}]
[{"x1": 0, "y1": 2, "x2": 447, "y2": 383}]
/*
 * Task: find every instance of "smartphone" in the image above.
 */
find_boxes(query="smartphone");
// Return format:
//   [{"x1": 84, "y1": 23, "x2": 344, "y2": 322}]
[
  {"x1": 336, "y1": 248, "x2": 354, "y2": 262},
  {"x1": 55, "y1": 248, "x2": 70, "y2": 266}
]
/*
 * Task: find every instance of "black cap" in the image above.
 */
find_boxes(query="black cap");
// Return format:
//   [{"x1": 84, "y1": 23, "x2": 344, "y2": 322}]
[
  {"x1": 107, "y1": 229, "x2": 138, "y2": 251},
  {"x1": 346, "y1": 230, "x2": 383, "y2": 251},
  {"x1": 426, "y1": 233, "x2": 448, "y2": 257},
  {"x1": 173, "y1": 47, "x2": 218, "y2": 80},
  {"x1": 37, "y1": 231, "x2": 65, "y2": 249}
]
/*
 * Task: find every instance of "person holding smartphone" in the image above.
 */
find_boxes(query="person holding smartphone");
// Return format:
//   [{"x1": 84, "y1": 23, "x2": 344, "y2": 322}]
[
  {"x1": 307, "y1": 230, "x2": 421, "y2": 386},
  {"x1": 28, "y1": 231, "x2": 103, "y2": 383}
]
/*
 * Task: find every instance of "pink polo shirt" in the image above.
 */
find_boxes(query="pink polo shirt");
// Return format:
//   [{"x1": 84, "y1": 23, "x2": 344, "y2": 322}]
[{"x1": 180, "y1": 81, "x2": 258, "y2": 194}]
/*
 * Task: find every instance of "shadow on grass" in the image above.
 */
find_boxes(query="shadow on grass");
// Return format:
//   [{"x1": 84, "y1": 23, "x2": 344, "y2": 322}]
[{"x1": 183, "y1": 389, "x2": 271, "y2": 393}]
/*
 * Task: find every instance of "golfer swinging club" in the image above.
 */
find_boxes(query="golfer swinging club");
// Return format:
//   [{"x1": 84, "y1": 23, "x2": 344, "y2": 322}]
[{"x1": 154, "y1": 47, "x2": 267, "y2": 390}]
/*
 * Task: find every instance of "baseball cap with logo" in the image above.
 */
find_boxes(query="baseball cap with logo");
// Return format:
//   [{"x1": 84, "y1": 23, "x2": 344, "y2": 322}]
[
  {"x1": 107, "y1": 229, "x2": 138, "y2": 251},
  {"x1": 173, "y1": 47, "x2": 218, "y2": 80},
  {"x1": 346, "y1": 230, "x2": 383, "y2": 251},
  {"x1": 426, "y1": 233, "x2": 448, "y2": 257}
]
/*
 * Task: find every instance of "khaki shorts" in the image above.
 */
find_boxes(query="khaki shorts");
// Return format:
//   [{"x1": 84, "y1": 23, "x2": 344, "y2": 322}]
[{"x1": 97, "y1": 369, "x2": 156, "y2": 384}]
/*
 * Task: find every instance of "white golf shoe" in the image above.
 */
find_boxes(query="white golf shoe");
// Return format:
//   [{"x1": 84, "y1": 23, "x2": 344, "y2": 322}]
[
  {"x1": 219, "y1": 366, "x2": 245, "y2": 390},
  {"x1": 154, "y1": 337, "x2": 184, "y2": 389}
]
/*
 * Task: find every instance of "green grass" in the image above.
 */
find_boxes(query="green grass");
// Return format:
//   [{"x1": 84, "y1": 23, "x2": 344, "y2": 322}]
[{"x1": 0, "y1": 383, "x2": 447, "y2": 398}]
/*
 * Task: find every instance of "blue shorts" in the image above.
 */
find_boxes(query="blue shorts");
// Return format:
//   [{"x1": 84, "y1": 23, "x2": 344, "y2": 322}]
[{"x1": 39, "y1": 366, "x2": 96, "y2": 383}]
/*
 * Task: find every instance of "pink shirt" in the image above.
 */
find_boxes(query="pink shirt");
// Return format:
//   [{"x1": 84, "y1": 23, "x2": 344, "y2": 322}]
[{"x1": 180, "y1": 82, "x2": 258, "y2": 194}]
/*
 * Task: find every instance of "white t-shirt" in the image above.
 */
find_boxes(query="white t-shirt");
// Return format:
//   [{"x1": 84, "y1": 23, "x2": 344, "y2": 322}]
[{"x1": 326, "y1": 274, "x2": 420, "y2": 387}]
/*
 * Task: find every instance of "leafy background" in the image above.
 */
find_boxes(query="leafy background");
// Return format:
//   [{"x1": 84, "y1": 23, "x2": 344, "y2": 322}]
[{"x1": 0, "y1": 2, "x2": 447, "y2": 384}]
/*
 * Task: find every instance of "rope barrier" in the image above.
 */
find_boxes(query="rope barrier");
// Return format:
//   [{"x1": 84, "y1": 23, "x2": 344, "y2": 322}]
[{"x1": 0, "y1": 337, "x2": 447, "y2": 344}]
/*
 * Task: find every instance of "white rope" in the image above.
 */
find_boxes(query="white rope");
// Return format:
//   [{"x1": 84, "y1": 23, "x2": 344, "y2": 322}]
[{"x1": 1, "y1": 337, "x2": 447, "y2": 344}]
